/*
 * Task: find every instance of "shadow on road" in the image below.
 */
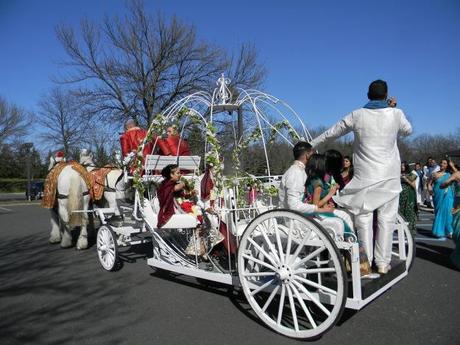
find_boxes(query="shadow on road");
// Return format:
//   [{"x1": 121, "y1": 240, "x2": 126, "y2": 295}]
[
  {"x1": 0, "y1": 232, "x2": 138, "y2": 345},
  {"x1": 415, "y1": 241, "x2": 457, "y2": 271}
]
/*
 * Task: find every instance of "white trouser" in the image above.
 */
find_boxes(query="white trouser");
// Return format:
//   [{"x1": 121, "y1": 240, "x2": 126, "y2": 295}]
[
  {"x1": 416, "y1": 185, "x2": 422, "y2": 204},
  {"x1": 333, "y1": 209, "x2": 354, "y2": 233},
  {"x1": 319, "y1": 217, "x2": 345, "y2": 239},
  {"x1": 354, "y1": 195, "x2": 399, "y2": 267},
  {"x1": 317, "y1": 209, "x2": 354, "y2": 239}
]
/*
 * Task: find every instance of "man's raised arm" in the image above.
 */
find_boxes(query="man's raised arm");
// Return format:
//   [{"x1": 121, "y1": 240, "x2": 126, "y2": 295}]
[{"x1": 310, "y1": 114, "x2": 353, "y2": 148}]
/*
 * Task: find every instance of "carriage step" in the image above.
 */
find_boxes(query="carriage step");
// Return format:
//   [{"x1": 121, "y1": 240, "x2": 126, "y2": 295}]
[{"x1": 355, "y1": 259, "x2": 406, "y2": 299}]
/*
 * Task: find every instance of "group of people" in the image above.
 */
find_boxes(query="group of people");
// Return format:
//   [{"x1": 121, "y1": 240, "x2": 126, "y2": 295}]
[
  {"x1": 280, "y1": 79, "x2": 412, "y2": 276},
  {"x1": 399, "y1": 157, "x2": 460, "y2": 242},
  {"x1": 119, "y1": 118, "x2": 190, "y2": 163}
]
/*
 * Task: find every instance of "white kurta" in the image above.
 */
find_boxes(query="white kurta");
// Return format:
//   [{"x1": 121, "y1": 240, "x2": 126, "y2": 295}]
[
  {"x1": 278, "y1": 161, "x2": 316, "y2": 213},
  {"x1": 310, "y1": 107, "x2": 412, "y2": 215}
]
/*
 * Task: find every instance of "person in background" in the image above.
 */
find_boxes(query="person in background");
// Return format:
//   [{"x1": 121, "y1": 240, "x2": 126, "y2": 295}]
[
  {"x1": 399, "y1": 161, "x2": 418, "y2": 235},
  {"x1": 440, "y1": 161, "x2": 460, "y2": 269},
  {"x1": 423, "y1": 157, "x2": 440, "y2": 208},
  {"x1": 341, "y1": 155, "x2": 354, "y2": 186},
  {"x1": 324, "y1": 149, "x2": 345, "y2": 189},
  {"x1": 310, "y1": 79, "x2": 412, "y2": 274},
  {"x1": 431, "y1": 158, "x2": 454, "y2": 239},
  {"x1": 415, "y1": 162, "x2": 424, "y2": 207}
]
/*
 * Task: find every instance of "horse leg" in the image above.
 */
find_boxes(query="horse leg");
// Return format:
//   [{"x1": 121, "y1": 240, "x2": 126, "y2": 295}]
[
  {"x1": 49, "y1": 207, "x2": 62, "y2": 244},
  {"x1": 76, "y1": 193, "x2": 90, "y2": 250},
  {"x1": 58, "y1": 199, "x2": 73, "y2": 248}
]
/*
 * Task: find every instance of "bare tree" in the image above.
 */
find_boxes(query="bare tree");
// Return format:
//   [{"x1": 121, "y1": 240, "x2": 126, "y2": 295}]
[
  {"x1": 0, "y1": 96, "x2": 31, "y2": 145},
  {"x1": 54, "y1": 0, "x2": 264, "y2": 127},
  {"x1": 38, "y1": 88, "x2": 90, "y2": 156}
]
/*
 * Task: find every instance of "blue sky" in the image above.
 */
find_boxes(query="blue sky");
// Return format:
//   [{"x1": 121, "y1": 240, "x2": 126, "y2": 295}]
[{"x1": 0, "y1": 0, "x2": 459, "y2": 137}]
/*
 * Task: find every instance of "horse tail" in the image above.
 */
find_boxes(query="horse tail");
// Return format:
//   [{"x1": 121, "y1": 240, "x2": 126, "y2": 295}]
[{"x1": 68, "y1": 174, "x2": 84, "y2": 227}]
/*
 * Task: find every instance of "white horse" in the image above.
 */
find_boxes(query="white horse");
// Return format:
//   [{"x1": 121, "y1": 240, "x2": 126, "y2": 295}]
[
  {"x1": 90, "y1": 151, "x2": 132, "y2": 221},
  {"x1": 48, "y1": 150, "x2": 94, "y2": 249}
]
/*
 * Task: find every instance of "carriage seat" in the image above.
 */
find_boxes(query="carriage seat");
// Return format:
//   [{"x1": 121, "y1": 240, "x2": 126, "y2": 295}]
[
  {"x1": 143, "y1": 154, "x2": 201, "y2": 177},
  {"x1": 142, "y1": 198, "x2": 198, "y2": 230}
]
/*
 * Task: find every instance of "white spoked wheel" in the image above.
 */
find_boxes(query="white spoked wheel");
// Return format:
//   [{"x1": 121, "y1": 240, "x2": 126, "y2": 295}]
[
  {"x1": 392, "y1": 214, "x2": 415, "y2": 271},
  {"x1": 97, "y1": 225, "x2": 119, "y2": 271},
  {"x1": 237, "y1": 210, "x2": 347, "y2": 339}
]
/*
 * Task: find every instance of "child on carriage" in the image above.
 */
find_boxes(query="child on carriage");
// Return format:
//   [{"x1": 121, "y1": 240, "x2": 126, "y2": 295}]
[{"x1": 304, "y1": 153, "x2": 355, "y2": 237}]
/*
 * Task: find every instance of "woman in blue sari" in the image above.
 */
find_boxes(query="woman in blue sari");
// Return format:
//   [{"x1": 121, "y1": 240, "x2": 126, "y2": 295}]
[
  {"x1": 431, "y1": 159, "x2": 454, "y2": 239},
  {"x1": 440, "y1": 164, "x2": 460, "y2": 269}
]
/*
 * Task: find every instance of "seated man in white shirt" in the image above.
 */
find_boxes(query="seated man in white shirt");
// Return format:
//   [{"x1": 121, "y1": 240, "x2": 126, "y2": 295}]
[{"x1": 279, "y1": 142, "x2": 350, "y2": 239}]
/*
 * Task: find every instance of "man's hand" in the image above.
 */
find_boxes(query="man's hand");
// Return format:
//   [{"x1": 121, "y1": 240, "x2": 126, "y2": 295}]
[
  {"x1": 317, "y1": 204, "x2": 335, "y2": 213},
  {"x1": 122, "y1": 151, "x2": 135, "y2": 166},
  {"x1": 329, "y1": 184, "x2": 339, "y2": 195},
  {"x1": 388, "y1": 97, "x2": 397, "y2": 108}
]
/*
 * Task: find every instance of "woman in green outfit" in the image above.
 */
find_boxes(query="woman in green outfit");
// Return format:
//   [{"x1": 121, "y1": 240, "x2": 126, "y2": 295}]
[{"x1": 399, "y1": 162, "x2": 418, "y2": 235}]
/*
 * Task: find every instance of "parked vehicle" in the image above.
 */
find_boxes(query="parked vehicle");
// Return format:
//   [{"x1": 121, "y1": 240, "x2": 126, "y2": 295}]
[{"x1": 26, "y1": 181, "x2": 44, "y2": 200}]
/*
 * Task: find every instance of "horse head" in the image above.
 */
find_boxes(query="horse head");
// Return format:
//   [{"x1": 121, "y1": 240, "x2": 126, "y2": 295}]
[
  {"x1": 79, "y1": 149, "x2": 95, "y2": 170},
  {"x1": 48, "y1": 156, "x2": 57, "y2": 171}
]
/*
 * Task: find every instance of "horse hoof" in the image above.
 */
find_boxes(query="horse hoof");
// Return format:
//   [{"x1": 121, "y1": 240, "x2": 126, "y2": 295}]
[
  {"x1": 60, "y1": 239, "x2": 73, "y2": 248},
  {"x1": 49, "y1": 237, "x2": 61, "y2": 244},
  {"x1": 76, "y1": 239, "x2": 88, "y2": 250}
]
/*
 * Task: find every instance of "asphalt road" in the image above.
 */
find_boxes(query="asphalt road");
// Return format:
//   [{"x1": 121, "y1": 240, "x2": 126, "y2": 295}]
[
  {"x1": 1, "y1": 204, "x2": 459, "y2": 345},
  {"x1": 0, "y1": 193, "x2": 26, "y2": 201}
]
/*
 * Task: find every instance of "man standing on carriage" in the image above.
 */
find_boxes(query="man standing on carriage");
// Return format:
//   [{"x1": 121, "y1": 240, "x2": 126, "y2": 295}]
[{"x1": 310, "y1": 80, "x2": 412, "y2": 274}]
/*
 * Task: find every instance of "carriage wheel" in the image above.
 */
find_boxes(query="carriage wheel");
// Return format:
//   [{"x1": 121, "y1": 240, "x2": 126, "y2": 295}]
[
  {"x1": 97, "y1": 225, "x2": 119, "y2": 271},
  {"x1": 237, "y1": 210, "x2": 347, "y2": 339},
  {"x1": 393, "y1": 214, "x2": 415, "y2": 271}
]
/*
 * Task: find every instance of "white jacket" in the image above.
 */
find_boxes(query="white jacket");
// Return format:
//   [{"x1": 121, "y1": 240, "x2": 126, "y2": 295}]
[{"x1": 311, "y1": 107, "x2": 412, "y2": 214}]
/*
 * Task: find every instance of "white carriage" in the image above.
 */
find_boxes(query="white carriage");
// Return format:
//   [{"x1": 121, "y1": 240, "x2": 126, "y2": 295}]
[{"x1": 94, "y1": 76, "x2": 415, "y2": 339}]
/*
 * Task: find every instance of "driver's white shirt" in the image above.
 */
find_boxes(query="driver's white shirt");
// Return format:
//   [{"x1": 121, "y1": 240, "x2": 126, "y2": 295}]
[{"x1": 278, "y1": 161, "x2": 316, "y2": 213}]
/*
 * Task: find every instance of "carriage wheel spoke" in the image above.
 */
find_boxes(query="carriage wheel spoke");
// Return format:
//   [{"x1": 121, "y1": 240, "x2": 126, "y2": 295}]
[
  {"x1": 294, "y1": 275, "x2": 337, "y2": 295},
  {"x1": 243, "y1": 254, "x2": 276, "y2": 271},
  {"x1": 258, "y1": 222, "x2": 281, "y2": 264},
  {"x1": 243, "y1": 271, "x2": 276, "y2": 277},
  {"x1": 284, "y1": 221, "x2": 294, "y2": 265},
  {"x1": 286, "y1": 285, "x2": 299, "y2": 332},
  {"x1": 294, "y1": 267, "x2": 336, "y2": 275},
  {"x1": 287, "y1": 229, "x2": 312, "y2": 266},
  {"x1": 292, "y1": 280, "x2": 331, "y2": 316},
  {"x1": 261, "y1": 285, "x2": 280, "y2": 312},
  {"x1": 277, "y1": 285, "x2": 286, "y2": 326},
  {"x1": 248, "y1": 237, "x2": 279, "y2": 268},
  {"x1": 272, "y1": 218, "x2": 285, "y2": 265},
  {"x1": 290, "y1": 282, "x2": 317, "y2": 328},
  {"x1": 292, "y1": 246, "x2": 326, "y2": 269},
  {"x1": 250, "y1": 278, "x2": 275, "y2": 296}
]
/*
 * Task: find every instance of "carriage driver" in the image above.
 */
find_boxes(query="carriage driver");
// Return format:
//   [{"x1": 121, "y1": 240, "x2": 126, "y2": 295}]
[
  {"x1": 120, "y1": 118, "x2": 154, "y2": 164},
  {"x1": 278, "y1": 142, "x2": 352, "y2": 238}
]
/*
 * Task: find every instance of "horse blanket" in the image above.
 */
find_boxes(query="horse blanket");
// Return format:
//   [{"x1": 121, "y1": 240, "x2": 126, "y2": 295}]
[{"x1": 41, "y1": 161, "x2": 93, "y2": 209}]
